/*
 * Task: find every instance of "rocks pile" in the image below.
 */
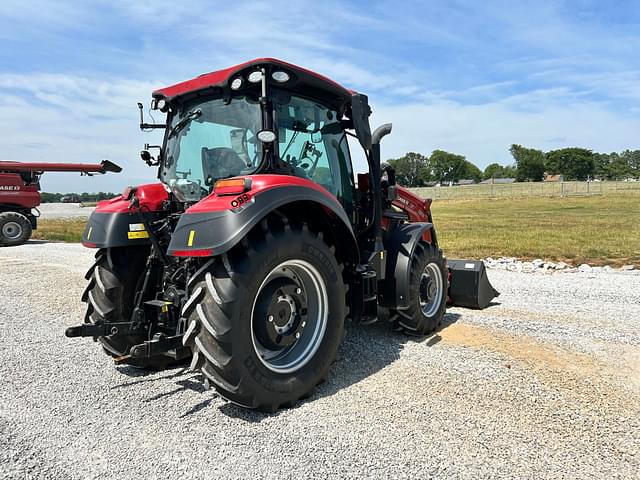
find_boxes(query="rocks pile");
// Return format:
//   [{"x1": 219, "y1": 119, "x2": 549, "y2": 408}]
[{"x1": 483, "y1": 257, "x2": 636, "y2": 274}]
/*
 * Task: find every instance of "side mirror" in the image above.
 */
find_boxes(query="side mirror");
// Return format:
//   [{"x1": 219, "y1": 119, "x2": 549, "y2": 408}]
[{"x1": 140, "y1": 150, "x2": 153, "y2": 166}]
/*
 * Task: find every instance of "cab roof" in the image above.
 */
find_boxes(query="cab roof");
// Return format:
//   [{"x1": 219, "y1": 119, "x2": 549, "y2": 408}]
[{"x1": 152, "y1": 58, "x2": 355, "y2": 110}]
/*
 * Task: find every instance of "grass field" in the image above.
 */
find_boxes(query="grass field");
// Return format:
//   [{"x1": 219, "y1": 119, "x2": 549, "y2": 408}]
[
  {"x1": 411, "y1": 180, "x2": 640, "y2": 200},
  {"x1": 32, "y1": 193, "x2": 640, "y2": 266},
  {"x1": 433, "y1": 193, "x2": 640, "y2": 266},
  {"x1": 32, "y1": 218, "x2": 86, "y2": 243}
]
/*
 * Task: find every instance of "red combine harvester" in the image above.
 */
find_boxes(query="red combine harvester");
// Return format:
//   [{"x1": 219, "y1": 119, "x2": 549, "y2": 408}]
[
  {"x1": 0, "y1": 160, "x2": 121, "y2": 246},
  {"x1": 65, "y1": 58, "x2": 497, "y2": 411}
]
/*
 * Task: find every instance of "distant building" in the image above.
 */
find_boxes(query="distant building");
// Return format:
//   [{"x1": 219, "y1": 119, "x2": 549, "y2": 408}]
[
  {"x1": 544, "y1": 174, "x2": 563, "y2": 182},
  {"x1": 456, "y1": 179, "x2": 476, "y2": 186},
  {"x1": 61, "y1": 194, "x2": 80, "y2": 203},
  {"x1": 479, "y1": 177, "x2": 516, "y2": 184}
]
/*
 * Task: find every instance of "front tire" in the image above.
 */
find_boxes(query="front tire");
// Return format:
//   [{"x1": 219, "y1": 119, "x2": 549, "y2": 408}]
[
  {"x1": 0, "y1": 212, "x2": 32, "y2": 247},
  {"x1": 391, "y1": 242, "x2": 447, "y2": 335},
  {"x1": 183, "y1": 218, "x2": 345, "y2": 411}
]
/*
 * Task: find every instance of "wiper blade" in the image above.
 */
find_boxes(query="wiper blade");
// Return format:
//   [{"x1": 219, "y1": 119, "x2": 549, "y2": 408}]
[{"x1": 168, "y1": 109, "x2": 202, "y2": 139}]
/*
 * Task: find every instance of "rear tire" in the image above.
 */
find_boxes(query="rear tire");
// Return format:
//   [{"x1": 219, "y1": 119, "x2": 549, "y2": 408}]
[
  {"x1": 0, "y1": 212, "x2": 32, "y2": 247},
  {"x1": 82, "y1": 247, "x2": 172, "y2": 369},
  {"x1": 183, "y1": 218, "x2": 346, "y2": 411},
  {"x1": 391, "y1": 242, "x2": 447, "y2": 336}
]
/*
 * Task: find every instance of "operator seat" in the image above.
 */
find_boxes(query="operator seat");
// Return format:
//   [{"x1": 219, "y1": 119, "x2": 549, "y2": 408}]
[{"x1": 201, "y1": 147, "x2": 247, "y2": 184}]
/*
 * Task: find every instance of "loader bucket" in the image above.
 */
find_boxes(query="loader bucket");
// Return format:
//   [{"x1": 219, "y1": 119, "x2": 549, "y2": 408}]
[{"x1": 446, "y1": 259, "x2": 499, "y2": 309}]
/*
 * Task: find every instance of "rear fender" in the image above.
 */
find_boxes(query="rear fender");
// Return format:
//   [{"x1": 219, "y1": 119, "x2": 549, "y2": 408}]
[
  {"x1": 378, "y1": 222, "x2": 434, "y2": 310},
  {"x1": 82, "y1": 183, "x2": 168, "y2": 248},
  {"x1": 167, "y1": 182, "x2": 358, "y2": 263}
]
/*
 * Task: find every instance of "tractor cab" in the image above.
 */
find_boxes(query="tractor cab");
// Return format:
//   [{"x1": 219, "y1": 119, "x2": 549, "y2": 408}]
[{"x1": 143, "y1": 59, "x2": 362, "y2": 210}]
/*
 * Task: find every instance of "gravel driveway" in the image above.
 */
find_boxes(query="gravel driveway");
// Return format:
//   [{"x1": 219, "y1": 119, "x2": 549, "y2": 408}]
[
  {"x1": 1, "y1": 243, "x2": 638, "y2": 479},
  {"x1": 36, "y1": 203, "x2": 95, "y2": 220}
]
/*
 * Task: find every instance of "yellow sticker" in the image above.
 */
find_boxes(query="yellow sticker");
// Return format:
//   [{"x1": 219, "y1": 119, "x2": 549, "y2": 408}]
[
  {"x1": 187, "y1": 230, "x2": 196, "y2": 247},
  {"x1": 128, "y1": 231, "x2": 149, "y2": 239},
  {"x1": 87, "y1": 226, "x2": 92, "y2": 240}
]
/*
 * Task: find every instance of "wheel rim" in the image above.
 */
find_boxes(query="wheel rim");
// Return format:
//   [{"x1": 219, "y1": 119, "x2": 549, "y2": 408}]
[
  {"x1": 419, "y1": 263, "x2": 444, "y2": 317},
  {"x1": 251, "y1": 260, "x2": 328, "y2": 374},
  {"x1": 2, "y1": 221, "x2": 23, "y2": 240}
]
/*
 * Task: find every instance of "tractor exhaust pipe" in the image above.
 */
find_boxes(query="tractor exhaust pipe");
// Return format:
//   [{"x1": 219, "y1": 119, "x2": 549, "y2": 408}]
[{"x1": 371, "y1": 123, "x2": 392, "y2": 254}]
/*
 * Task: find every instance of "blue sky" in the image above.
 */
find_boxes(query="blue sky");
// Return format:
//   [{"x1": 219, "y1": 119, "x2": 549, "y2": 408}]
[{"x1": 1, "y1": 0, "x2": 639, "y2": 192}]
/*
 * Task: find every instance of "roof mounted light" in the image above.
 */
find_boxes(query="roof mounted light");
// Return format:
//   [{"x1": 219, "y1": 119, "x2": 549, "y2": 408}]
[
  {"x1": 156, "y1": 98, "x2": 169, "y2": 112},
  {"x1": 271, "y1": 71, "x2": 290, "y2": 83},
  {"x1": 248, "y1": 71, "x2": 263, "y2": 83},
  {"x1": 230, "y1": 77, "x2": 243, "y2": 90}
]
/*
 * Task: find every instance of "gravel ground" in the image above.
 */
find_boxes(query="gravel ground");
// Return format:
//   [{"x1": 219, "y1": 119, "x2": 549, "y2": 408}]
[
  {"x1": 1, "y1": 242, "x2": 638, "y2": 479},
  {"x1": 36, "y1": 203, "x2": 94, "y2": 220}
]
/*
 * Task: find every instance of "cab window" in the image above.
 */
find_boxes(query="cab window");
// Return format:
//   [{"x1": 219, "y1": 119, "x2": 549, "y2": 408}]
[{"x1": 275, "y1": 95, "x2": 354, "y2": 204}]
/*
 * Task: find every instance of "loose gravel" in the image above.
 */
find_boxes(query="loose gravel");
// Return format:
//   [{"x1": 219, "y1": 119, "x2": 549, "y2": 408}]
[
  {"x1": 1, "y1": 242, "x2": 638, "y2": 479},
  {"x1": 36, "y1": 203, "x2": 94, "y2": 220}
]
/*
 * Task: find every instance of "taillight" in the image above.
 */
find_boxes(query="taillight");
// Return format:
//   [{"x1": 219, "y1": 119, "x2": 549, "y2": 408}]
[
  {"x1": 214, "y1": 177, "x2": 252, "y2": 196},
  {"x1": 171, "y1": 248, "x2": 213, "y2": 257}
]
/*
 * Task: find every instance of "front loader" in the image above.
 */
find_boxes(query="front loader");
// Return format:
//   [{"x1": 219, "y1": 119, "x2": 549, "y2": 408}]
[{"x1": 66, "y1": 58, "x2": 497, "y2": 410}]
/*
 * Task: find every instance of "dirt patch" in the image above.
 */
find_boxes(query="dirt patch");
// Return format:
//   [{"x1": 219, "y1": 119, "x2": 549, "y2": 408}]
[{"x1": 435, "y1": 322, "x2": 639, "y2": 393}]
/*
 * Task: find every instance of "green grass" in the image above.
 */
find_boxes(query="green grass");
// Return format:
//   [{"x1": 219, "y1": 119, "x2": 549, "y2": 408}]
[
  {"x1": 32, "y1": 193, "x2": 640, "y2": 266},
  {"x1": 432, "y1": 192, "x2": 640, "y2": 266},
  {"x1": 32, "y1": 218, "x2": 86, "y2": 243}
]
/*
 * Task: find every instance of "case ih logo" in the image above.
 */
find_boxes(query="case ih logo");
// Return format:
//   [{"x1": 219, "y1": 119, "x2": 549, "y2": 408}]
[{"x1": 0, "y1": 185, "x2": 21, "y2": 191}]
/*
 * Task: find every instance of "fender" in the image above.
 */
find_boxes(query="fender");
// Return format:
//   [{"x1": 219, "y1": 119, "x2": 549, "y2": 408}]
[
  {"x1": 167, "y1": 177, "x2": 358, "y2": 262},
  {"x1": 81, "y1": 183, "x2": 167, "y2": 248},
  {"x1": 377, "y1": 222, "x2": 434, "y2": 310}
]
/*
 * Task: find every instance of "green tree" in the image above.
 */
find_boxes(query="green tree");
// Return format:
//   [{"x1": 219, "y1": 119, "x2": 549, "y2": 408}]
[
  {"x1": 483, "y1": 163, "x2": 505, "y2": 180},
  {"x1": 545, "y1": 147, "x2": 594, "y2": 180},
  {"x1": 463, "y1": 160, "x2": 483, "y2": 182},
  {"x1": 386, "y1": 152, "x2": 429, "y2": 187},
  {"x1": 428, "y1": 150, "x2": 468, "y2": 183},
  {"x1": 621, "y1": 149, "x2": 640, "y2": 178},
  {"x1": 483, "y1": 162, "x2": 518, "y2": 180},
  {"x1": 593, "y1": 152, "x2": 611, "y2": 179},
  {"x1": 509, "y1": 144, "x2": 545, "y2": 182}
]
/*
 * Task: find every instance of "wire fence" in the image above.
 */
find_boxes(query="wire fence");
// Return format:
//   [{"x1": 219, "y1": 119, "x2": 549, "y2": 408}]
[{"x1": 409, "y1": 181, "x2": 640, "y2": 200}]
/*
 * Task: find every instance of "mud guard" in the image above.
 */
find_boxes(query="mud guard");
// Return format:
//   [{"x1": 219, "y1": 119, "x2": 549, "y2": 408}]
[
  {"x1": 166, "y1": 185, "x2": 359, "y2": 264},
  {"x1": 447, "y1": 259, "x2": 499, "y2": 309},
  {"x1": 81, "y1": 212, "x2": 161, "y2": 248},
  {"x1": 378, "y1": 222, "x2": 434, "y2": 310}
]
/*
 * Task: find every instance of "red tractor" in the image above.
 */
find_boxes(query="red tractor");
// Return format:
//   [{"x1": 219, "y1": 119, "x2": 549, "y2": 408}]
[
  {"x1": 0, "y1": 160, "x2": 121, "y2": 246},
  {"x1": 66, "y1": 59, "x2": 496, "y2": 411}
]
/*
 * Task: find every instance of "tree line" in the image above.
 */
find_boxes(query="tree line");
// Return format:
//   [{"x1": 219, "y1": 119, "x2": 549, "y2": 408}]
[
  {"x1": 40, "y1": 192, "x2": 118, "y2": 203},
  {"x1": 385, "y1": 146, "x2": 640, "y2": 187}
]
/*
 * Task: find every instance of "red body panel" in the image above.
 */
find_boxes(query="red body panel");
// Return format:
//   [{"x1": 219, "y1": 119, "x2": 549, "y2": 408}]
[
  {"x1": 381, "y1": 186, "x2": 434, "y2": 243},
  {"x1": 94, "y1": 183, "x2": 168, "y2": 213},
  {"x1": 393, "y1": 186, "x2": 432, "y2": 223},
  {"x1": 0, "y1": 173, "x2": 40, "y2": 208},
  {"x1": 153, "y1": 58, "x2": 354, "y2": 100},
  {"x1": 0, "y1": 161, "x2": 107, "y2": 173},
  {"x1": 187, "y1": 174, "x2": 338, "y2": 214}
]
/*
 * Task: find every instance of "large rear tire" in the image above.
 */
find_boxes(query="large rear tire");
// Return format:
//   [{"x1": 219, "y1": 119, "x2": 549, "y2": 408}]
[
  {"x1": 0, "y1": 212, "x2": 32, "y2": 247},
  {"x1": 390, "y1": 242, "x2": 447, "y2": 336},
  {"x1": 82, "y1": 247, "x2": 172, "y2": 369},
  {"x1": 183, "y1": 218, "x2": 346, "y2": 411}
]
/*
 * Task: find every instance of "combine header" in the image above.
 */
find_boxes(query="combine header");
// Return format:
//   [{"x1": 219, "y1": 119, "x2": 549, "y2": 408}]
[
  {"x1": 64, "y1": 58, "x2": 498, "y2": 410},
  {"x1": 0, "y1": 160, "x2": 121, "y2": 246}
]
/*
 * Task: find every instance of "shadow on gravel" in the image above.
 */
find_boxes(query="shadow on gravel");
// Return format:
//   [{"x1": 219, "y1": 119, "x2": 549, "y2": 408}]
[
  {"x1": 26, "y1": 240, "x2": 49, "y2": 245},
  {"x1": 111, "y1": 367, "x2": 189, "y2": 389},
  {"x1": 216, "y1": 311, "x2": 462, "y2": 422}
]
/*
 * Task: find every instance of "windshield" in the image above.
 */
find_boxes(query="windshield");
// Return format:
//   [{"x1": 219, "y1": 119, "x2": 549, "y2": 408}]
[{"x1": 161, "y1": 95, "x2": 263, "y2": 202}]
